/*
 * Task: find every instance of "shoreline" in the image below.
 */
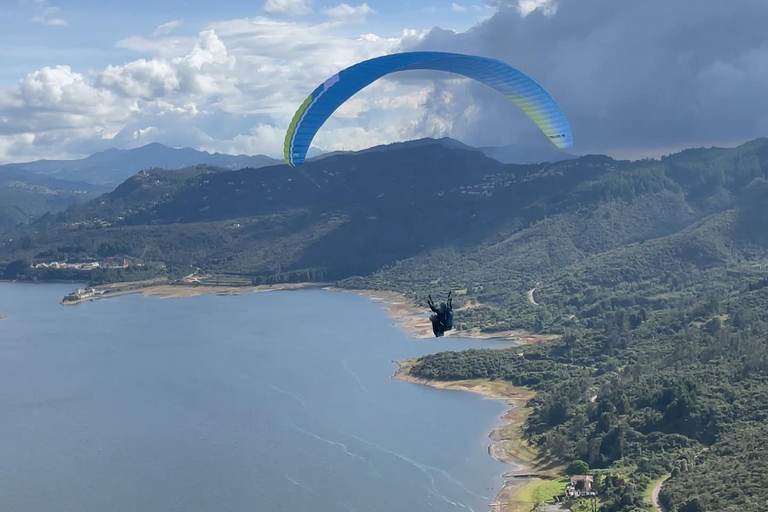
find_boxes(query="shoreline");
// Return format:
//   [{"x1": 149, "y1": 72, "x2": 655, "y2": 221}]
[
  {"x1": 57, "y1": 280, "x2": 542, "y2": 343},
  {"x1": 393, "y1": 359, "x2": 563, "y2": 512},
  {"x1": 59, "y1": 280, "x2": 330, "y2": 306},
  {"x1": 330, "y1": 288, "x2": 546, "y2": 343}
]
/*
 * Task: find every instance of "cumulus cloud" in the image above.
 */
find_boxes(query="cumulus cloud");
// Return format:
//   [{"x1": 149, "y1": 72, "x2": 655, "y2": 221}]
[
  {"x1": 407, "y1": 0, "x2": 768, "y2": 157},
  {"x1": 324, "y1": 3, "x2": 376, "y2": 22},
  {"x1": 0, "y1": 16, "x2": 427, "y2": 163},
  {"x1": 263, "y1": 0, "x2": 313, "y2": 15},
  {"x1": 97, "y1": 30, "x2": 236, "y2": 103},
  {"x1": 452, "y1": 3, "x2": 467, "y2": 12}
]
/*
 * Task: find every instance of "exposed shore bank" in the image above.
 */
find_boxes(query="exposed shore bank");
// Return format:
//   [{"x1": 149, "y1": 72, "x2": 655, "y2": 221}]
[
  {"x1": 322, "y1": 288, "x2": 549, "y2": 344},
  {"x1": 393, "y1": 359, "x2": 564, "y2": 512},
  {"x1": 59, "y1": 280, "x2": 544, "y2": 344},
  {"x1": 59, "y1": 279, "x2": 329, "y2": 306}
]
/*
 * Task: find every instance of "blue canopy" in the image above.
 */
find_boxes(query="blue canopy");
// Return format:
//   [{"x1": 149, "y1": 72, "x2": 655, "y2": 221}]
[{"x1": 284, "y1": 51, "x2": 573, "y2": 166}]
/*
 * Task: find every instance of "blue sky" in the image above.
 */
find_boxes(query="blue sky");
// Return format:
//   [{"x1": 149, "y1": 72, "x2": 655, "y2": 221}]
[
  {"x1": 1, "y1": 0, "x2": 766, "y2": 164},
  {"x1": 0, "y1": 0, "x2": 488, "y2": 85}
]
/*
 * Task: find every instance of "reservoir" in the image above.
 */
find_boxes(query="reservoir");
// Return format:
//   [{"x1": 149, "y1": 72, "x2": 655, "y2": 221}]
[{"x1": 0, "y1": 283, "x2": 510, "y2": 512}]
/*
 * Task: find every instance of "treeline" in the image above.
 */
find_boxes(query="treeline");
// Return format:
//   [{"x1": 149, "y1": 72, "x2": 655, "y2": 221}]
[{"x1": 410, "y1": 267, "x2": 768, "y2": 511}]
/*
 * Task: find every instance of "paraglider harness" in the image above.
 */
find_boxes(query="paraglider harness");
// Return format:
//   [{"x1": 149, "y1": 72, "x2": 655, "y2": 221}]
[{"x1": 428, "y1": 292, "x2": 454, "y2": 338}]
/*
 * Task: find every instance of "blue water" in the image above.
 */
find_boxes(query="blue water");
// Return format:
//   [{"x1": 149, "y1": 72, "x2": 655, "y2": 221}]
[{"x1": 0, "y1": 283, "x2": 511, "y2": 512}]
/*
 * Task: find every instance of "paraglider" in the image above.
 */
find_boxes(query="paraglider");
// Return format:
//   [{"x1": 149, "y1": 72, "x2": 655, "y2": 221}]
[
  {"x1": 427, "y1": 292, "x2": 454, "y2": 338},
  {"x1": 284, "y1": 51, "x2": 573, "y2": 167}
]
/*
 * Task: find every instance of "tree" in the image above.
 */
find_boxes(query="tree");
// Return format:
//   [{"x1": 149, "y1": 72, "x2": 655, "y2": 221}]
[
  {"x1": 679, "y1": 497, "x2": 703, "y2": 512},
  {"x1": 567, "y1": 459, "x2": 590, "y2": 476},
  {"x1": 705, "y1": 316, "x2": 721, "y2": 334},
  {"x1": 4, "y1": 259, "x2": 29, "y2": 280}
]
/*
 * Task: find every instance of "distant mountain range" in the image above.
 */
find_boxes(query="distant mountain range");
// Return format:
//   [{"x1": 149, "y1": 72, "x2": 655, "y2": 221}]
[
  {"x1": 0, "y1": 143, "x2": 281, "y2": 187},
  {"x1": 0, "y1": 139, "x2": 576, "y2": 189},
  {"x1": 0, "y1": 139, "x2": 577, "y2": 234},
  {"x1": 0, "y1": 144, "x2": 281, "y2": 233}
]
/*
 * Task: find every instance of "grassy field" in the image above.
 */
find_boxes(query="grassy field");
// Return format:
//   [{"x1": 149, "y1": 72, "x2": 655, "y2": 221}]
[{"x1": 517, "y1": 477, "x2": 569, "y2": 506}]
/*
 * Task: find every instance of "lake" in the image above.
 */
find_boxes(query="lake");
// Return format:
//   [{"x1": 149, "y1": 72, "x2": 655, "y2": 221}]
[{"x1": 0, "y1": 283, "x2": 511, "y2": 512}]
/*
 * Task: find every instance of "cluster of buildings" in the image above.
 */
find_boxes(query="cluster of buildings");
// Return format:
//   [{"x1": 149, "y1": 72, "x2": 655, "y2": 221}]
[
  {"x1": 33, "y1": 258, "x2": 129, "y2": 271},
  {"x1": 62, "y1": 287, "x2": 105, "y2": 302}
]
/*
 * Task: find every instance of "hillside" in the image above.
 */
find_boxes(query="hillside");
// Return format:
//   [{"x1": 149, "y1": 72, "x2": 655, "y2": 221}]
[
  {"x1": 3, "y1": 139, "x2": 767, "y2": 287},
  {"x1": 0, "y1": 169, "x2": 103, "y2": 235}
]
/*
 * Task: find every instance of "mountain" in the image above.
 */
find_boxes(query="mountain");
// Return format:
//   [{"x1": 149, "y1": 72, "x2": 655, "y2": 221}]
[
  {"x1": 306, "y1": 137, "x2": 576, "y2": 165},
  {"x1": 0, "y1": 143, "x2": 280, "y2": 186},
  {"x1": 478, "y1": 142, "x2": 577, "y2": 164}
]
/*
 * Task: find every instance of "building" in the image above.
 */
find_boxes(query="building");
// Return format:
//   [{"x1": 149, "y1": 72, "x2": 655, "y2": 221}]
[
  {"x1": 62, "y1": 287, "x2": 104, "y2": 302},
  {"x1": 567, "y1": 475, "x2": 597, "y2": 498}
]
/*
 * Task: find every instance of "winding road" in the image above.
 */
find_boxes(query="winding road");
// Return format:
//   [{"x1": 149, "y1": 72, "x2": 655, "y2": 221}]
[
  {"x1": 527, "y1": 288, "x2": 538, "y2": 306},
  {"x1": 651, "y1": 477, "x2": 668, "y2": 512}
]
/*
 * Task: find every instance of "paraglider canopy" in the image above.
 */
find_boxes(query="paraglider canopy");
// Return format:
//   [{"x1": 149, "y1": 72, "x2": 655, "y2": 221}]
[{"x1": 284, "y1": 51, "x2": 573, "y2": 167}]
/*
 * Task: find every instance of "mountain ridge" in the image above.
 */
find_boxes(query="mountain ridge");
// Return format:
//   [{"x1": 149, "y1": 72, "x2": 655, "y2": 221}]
[{"x1": 0, "y1": 143, "x2": 281, "y2": 186}]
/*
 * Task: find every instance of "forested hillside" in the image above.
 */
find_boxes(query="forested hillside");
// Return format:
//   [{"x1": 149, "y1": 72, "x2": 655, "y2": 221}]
[
  {"x1": 0, "y1": 169, "x2": 102, "y2": 234},
  {"x1": 2, "y1": 137, "x2": 768, "y2": 511}
]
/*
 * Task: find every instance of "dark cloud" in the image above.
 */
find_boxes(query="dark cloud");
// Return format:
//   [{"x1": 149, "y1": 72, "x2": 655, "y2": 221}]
[{"x1": 403, "y1": 0, "x2": 768, "y2": 156}]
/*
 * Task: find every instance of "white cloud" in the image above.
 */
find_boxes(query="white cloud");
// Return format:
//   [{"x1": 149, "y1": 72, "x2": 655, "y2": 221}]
[
  {"x1": 202, "y1": 124, "x2": 287, "y2": 156},
  {"x1": 452, "y1": 3, "x2": 467, "y2": 12},
  {"x1": 132, "y1": 126, "x2": 159, "y2": 141},
  {"x1": 116, "y1": 35, "x2": 198, "y2": 59},
  {"x1": 30, "y1": 0, "x2": 68, "y2": 26},
  {"x1": 33, "y1": 16, "x2": 67, "y2": 26},
  {"x1": 0, "y1": 15, "x2": 439, "y2": 163},
  {"x1": 517, "y1": 0, "x2": 558, "y2": 17},
  {"x1": 263, "y1": 0, "x2": 313, "y2": 15},
  {"x1": 324, "y1": 3, "x2": 376, "y2": 22},
  {"x1": 97, "y1": 29, "x2": 236, "y2": 102},
  {"x1": 154, "y1": 20, "x2": 182, "y2": 36}
]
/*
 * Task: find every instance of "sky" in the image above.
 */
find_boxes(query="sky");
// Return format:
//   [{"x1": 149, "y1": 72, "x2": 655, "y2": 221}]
[{"x1": 0, "y1": 0, "x2": 766, "y2": 163}]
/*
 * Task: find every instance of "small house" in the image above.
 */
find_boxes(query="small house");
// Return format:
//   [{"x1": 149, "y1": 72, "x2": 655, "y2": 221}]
[{"x1": 567, "y1": 475, "x2": 597, "y2": 498}]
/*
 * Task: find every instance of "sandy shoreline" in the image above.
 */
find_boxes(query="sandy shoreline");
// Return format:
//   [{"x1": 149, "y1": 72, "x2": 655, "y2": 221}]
[
  {"x1": 332, "y1": 288, "x2": 547, "y2": 343},
  {"x1": 393, "y1": 359, "x2": 562, "y2": 512},
  {"x1": 59, "y1": 280, "x2": 540, "y2": 343},
  {"x1": 59, "y1": 280, "x2": 330, "y2": 306}
]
